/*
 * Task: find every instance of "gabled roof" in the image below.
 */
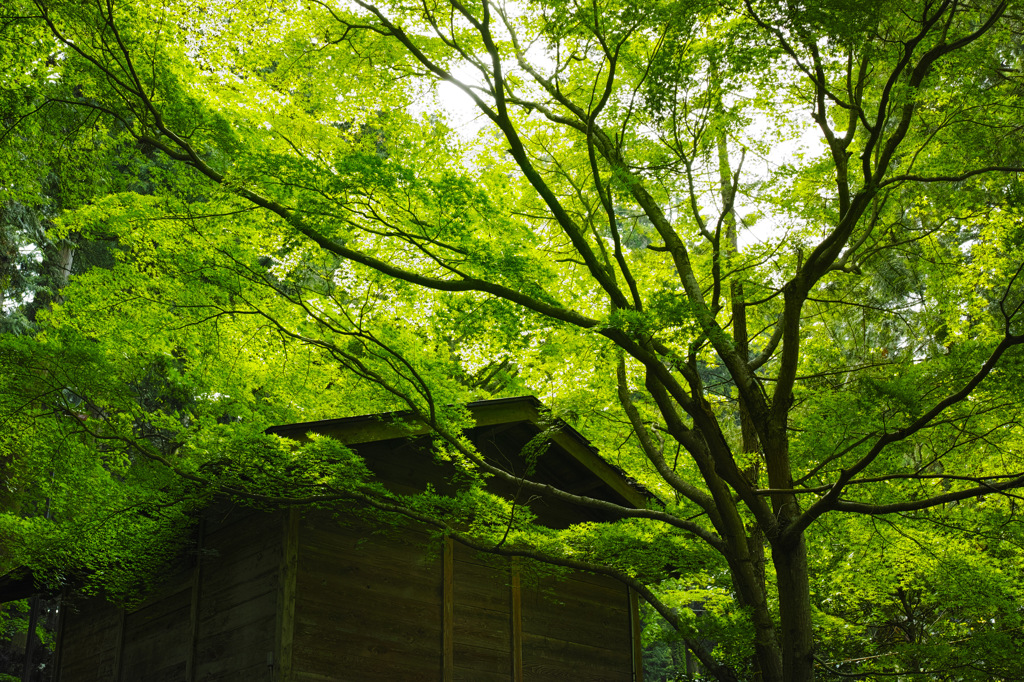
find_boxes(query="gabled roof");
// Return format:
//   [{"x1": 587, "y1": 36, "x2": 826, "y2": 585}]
[{"x1": 268, "y1": 396, "x2": 653, "y2": 524}]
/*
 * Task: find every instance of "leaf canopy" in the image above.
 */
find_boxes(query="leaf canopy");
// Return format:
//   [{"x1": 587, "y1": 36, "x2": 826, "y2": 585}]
[{"x1": 3, "y1": 0, "x2": 1024, "y2": 678}]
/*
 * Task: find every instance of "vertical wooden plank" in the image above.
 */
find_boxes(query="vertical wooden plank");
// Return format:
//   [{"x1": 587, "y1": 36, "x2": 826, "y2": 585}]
[
  {"x1": 442, "y1": 536, "x2": 454, "y2": 682},
  {"x1": 510, "y1": 558, "x2": 523, "y2": 682},
  {"x1": 52, "y1": 592, "x2": 67, "y2": 682},
  {"x1": 21, "y1": 596, "x2": 40, "y2": 682},
  {"x1": 111, "y1": 606, "x2": 126, "y2": 682},
  {"x1": 185, "y1": 519, "x2": 205, "y2": 682},
  {"x1": 275, "y1": 508, "x2": 299, "y2": 682},
  {"x1": 629, "y1": 588, "x2": 644, "y2": 682}
]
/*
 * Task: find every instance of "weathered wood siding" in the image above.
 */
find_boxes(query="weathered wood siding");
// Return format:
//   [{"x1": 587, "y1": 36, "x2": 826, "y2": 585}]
[
  {"x1": 451, "y1": 543, "x2": 512, "y2": 682},
  {"x1": 57, "y1": 509, "x2": 637, "y2": 681},
  {"x1": 119, "y1": 583, "x2": 192, "y2": 681},
  {"x1": 287, "y1": 516, "x2": 634, "y2": 682},
  {"x1": 291, "y1": 514, "x2": 444, "y2": 682},
  {"x1": 521, "y1": 571, "x2": 634, "y2": 681},
  {"x1": 192, "y1": 509, "x2": 281, "y2": 681},
  {"x1": 56, "y1": 597, "x2": 122, "y2": 681},
  {"x1": 56, "y1": 509, "x2": 282, "y2": 682}
]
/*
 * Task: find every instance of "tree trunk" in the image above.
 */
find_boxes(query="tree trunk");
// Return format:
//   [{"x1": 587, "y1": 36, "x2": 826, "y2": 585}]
[{"x1": 773, "y1": 535, "x2": 815, "y2": 681}]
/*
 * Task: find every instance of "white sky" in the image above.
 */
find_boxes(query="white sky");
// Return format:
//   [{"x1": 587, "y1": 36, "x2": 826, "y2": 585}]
[{"x1": 427, "y1": 74, "x2": 827, "y2": 252}]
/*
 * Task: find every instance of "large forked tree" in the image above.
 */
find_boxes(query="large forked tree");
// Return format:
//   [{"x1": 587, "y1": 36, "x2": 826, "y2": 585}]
[{"x1": 3, "y1": 0, "x2": 1024, "y2": 679}]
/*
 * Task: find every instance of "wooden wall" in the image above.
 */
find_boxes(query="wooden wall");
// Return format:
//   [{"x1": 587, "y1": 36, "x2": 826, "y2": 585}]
[
  {"x1": 56, "y1": 597, "x2": 122, "y2": 681},
  {"x1": 288, "y1": 515, "x2": 636, "y2": 682},
  {"x1": 56, "y1": 509, "x2": 283, "y2": 682},
  {"x1": 118, "y1": 582, "x2": 192, "y2": 682},
  {"x1": 448, "y1": 542, "x2": 636, "y2": 682},
  {"x1": 450, "y1": 543, "x2": 512, "y2": 681},
  {"x1": 191, "y1": 510, "x2": 281, "y2": 681},
  {"x1": 520, "y1": 570, "x2": 634, "y2": 681},
  {"x1": 290, "y1": 514, "x2": 444, "y2": 682},
  {"x1": 57, "y1": 508, "x2": 640, "y2": 682},
  {"x1": 56, "y1": 568, "x2": 195, "y2": 681}
]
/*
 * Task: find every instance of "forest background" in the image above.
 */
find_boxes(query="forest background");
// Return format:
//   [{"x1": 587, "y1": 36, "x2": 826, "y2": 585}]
[{"x1": 3, "y1": 0, "x2": 1024, "y2": 680}]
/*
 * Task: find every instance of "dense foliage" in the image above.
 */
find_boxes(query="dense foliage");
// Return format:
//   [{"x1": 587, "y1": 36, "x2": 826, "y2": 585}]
[{"x1": 3, "y1": 0, "x2": 1024, "y2": 679}]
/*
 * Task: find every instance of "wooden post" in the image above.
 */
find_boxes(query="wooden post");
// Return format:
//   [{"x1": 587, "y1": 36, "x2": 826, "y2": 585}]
[
  {"x1": 275, "y1": 509, "x2": 299, "y2": 682},
  {"x1": 629, "y1": 588, "x2": 644, "y2": 682},
  {"x1": 185, "y1": 519, "x2": 205, "y2": 682},
  {"x1": 20, "y1": 596, "x2": 40, "y2": 682},
  {"x1": 442, "y1": 537, "x2": 454, "y2": 682},
  {"x1": 510, "y1": 558, "x2": 523, "y2": 682},
  {"x1": 111, "y1": 606, "x2": 126, "y2": 682},
  {"x1": 52, "y1": 591, "x2": 67, "y2": 682}
]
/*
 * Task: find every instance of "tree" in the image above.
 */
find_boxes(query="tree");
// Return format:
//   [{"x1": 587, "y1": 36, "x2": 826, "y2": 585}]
[{"x1": 3, "y1": 0, "x2": 1024, "y2": 679}]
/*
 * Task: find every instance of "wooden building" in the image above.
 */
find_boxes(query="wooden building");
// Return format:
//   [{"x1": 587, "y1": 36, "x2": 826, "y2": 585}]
[{"x1": 52, "y1": 397, "x2": 649, "y2": 681}]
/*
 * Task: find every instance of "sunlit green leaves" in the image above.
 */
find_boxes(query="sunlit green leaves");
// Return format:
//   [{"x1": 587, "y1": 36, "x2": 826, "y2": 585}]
[{"x1": 4, "y1": 0, "x2": 1024, "y2": 677}]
